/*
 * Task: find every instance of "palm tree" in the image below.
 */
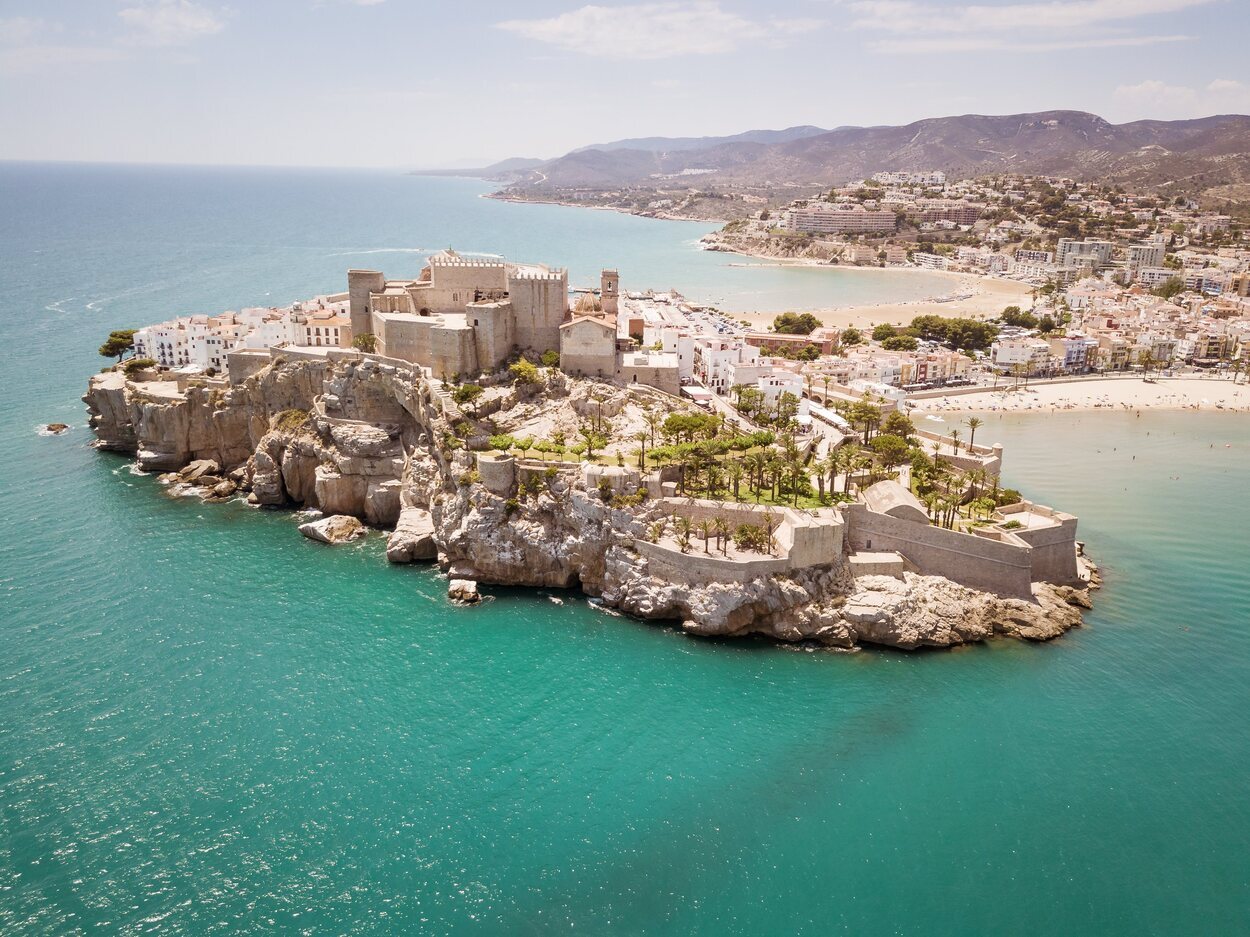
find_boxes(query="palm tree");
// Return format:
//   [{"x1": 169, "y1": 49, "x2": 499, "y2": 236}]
[
  {"x1": 647, "y1": 519, "x2": 667, "y2": 543},
  {"x1": 922, "y1": 492, "x2": 940, "y2": 522},
  {"x1": 812, "y1": 457, "x2": 830, "y2": 502},
  {"x1": 727, "y1": 461, "x2": 744, "y2": 500},
  {"x1": 675, "y1": 515, "x2": 694, "y2": 554},
  {"x1": 649, "y1": 448, "x2": 669, "y2": 477},
  {"x1": 766, "y1": 453, "x2": 785, "y2": 501},
  {"x1": 634, "y1": 431, "x2": 649, "y2": 469},
  {"x1": 948, "y1": 428, "x2": 961, "y2": 454},
  {"x1": 696, "y1": 519, "x2": 713, "y2": 554},
  {"x1": 644, "y1": 410, "x2": 663, "y2": 448},
  {"x1": 763, "y1": 512, "x2": 779, "y2": 556},
  {"x1": 746, "y1": 451, "x2": 768, "y2": 501},
  {"x1": 786, "y1": 453, "x2": 804, "y2": 506},
  {"x1": 964, "y1": 416, "x2": 983, "y2": 452},
  {"x1": 849, "y1": 453, "x2": 873, "y2": 493},
  {"x1": 821, "y1": 375, "x2": 832, "y2": 405},
  {"x1": 713, "y1": 516, "x2": 731, "y2": 555}
]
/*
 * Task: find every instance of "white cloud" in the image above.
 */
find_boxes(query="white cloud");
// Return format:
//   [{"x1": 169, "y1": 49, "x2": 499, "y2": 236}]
[
  {"x1": 0, "y1": 44, "x2": 126, "y2": 73},
  {"x1": 1113, "y1": 78, "x2": 1250, "y2": 119},
  {"x1": 118, "y1": 0, "x2": 226, "y2": 47},
  {"x1": 842, "y1": 0, "x2": 1215, "y2": 53},
  {"x1": 0, "y1": 16, "x2": 49, "y2": 45},
  {"x1": 496, "y1": 2, "x2": 823, "y2": 59},
  {"x1": 872, "y1": 33, "x2": 1190, "y2": 54}
]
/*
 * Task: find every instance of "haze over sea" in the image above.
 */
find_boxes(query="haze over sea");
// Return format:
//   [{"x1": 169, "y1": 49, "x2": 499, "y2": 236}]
[{"x1": 2, "y1": 163, "x2": 1248, "y2": 935}]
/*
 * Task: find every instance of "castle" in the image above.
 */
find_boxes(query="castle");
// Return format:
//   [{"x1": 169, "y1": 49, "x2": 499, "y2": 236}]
[
  {"x1": 348, "y1": 250, "x2": 566, "y2": 379},
  {"x1": 345, "y1": 251, "x2": 678, "y2": 392}
]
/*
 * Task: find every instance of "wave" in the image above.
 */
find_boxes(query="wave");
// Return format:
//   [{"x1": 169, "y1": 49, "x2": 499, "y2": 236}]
[{"x1": 327, "y1": 247, "x2": 436, "y2": 257}]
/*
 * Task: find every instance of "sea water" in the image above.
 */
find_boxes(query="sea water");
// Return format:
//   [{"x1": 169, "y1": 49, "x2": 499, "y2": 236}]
[{"x1": 1, "y1": 163, "x2": 1248, "y2": 935}]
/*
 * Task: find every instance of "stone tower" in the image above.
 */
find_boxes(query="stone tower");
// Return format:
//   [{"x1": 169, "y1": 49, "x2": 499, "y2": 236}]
[
  {"x1": 347, "y1": 269, "x2": 386, "y2": 339},
  {"x1": 600, "y1": 269, "x2": 620, "y2": 316}
]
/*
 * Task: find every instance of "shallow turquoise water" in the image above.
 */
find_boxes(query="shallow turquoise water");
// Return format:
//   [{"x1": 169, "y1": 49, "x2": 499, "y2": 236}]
[{"x1": 2, "y1": 165, "x2": 1249, "y2": 935}]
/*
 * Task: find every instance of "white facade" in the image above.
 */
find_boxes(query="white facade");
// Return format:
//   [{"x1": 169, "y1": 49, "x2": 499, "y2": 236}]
[{"x1": 784, "y1": 205, "x2": 898, "y2": 234}]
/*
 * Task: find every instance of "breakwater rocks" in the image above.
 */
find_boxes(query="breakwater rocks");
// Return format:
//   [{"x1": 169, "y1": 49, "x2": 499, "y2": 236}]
[{"x1": 84, "y1": 357, "x2": 1093, "y2": 651}]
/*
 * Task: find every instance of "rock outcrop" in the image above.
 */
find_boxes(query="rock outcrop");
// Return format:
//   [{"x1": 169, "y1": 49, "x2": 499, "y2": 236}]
[
  {"x1": 386, "y1": 507, "x2": 437, "y2": 563},
  {"x1": 448, "y1": 579, "x2": 481, "y2": 603},
  {"x1": 84, "y1": 354, "x2": 1094, "y2": 651},
  {"x1": 299, "y1": 514, "x2": 366, "y2": 544}
]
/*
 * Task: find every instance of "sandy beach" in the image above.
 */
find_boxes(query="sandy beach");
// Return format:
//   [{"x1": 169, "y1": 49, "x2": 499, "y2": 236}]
[
  {"x1": 907, "y1": 376, "x2": 1250, "y2": 415},
  {"x1": 731, "y1": 265, "x2": 1035, "y2": 332}
]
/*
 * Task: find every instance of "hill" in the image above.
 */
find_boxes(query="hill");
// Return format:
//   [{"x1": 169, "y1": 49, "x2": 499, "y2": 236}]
[{"x1": 497, "y1": 111, "x2": 1250, "y2": 197}]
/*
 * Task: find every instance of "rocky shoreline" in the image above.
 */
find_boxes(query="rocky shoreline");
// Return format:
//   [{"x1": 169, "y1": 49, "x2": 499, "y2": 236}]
[{"x1": 84, "y1": 356, "x2": 1096, "y2": 651}]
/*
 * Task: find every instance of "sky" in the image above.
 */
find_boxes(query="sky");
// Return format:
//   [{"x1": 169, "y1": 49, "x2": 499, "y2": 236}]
[{"x1": 1, "y1": 0, "x2": 1248, "y2": 168}]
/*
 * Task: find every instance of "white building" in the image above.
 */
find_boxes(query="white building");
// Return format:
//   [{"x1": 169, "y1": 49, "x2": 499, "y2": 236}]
[
  {"x1": 991, "y1": 337, "x2": 1052, "y2": 374},
  {"x1": 784, "y1": 204, "x2": 898, "y2": 234}
]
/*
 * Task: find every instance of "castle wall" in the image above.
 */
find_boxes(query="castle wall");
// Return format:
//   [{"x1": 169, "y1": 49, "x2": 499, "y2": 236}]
[
  {"x1": 658, "y1": 499, "x2": 844, "y2": 571},
  {"x1": 635, "y1": 541, "x2": 791, "y2": 584},
  {"x1": 509, "y1": 271, "x2": 567, "y2": 354},
  {"x1": 374, "y1": 313, "x2": 435, "y2": 366},
  {"x1": 467, "y1": 300, "x2": 514, "y2": 373},
  {"x1": 843, "y1": 503, "x2": 1034, "y2": 599},
  {"x1": 429, "y1": 324, "x2": 478, "y2": 381},
  {"x1": 998, "y1": 504, "x2": 1081, "y2": 585},
  {"x1": 348, "y1": 269, "x2": 385, "y2": 338}
]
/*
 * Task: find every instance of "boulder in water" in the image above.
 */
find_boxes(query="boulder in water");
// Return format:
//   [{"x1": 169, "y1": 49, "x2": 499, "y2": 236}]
[
  {"x1": 448, "y1": 579, "x2": 481, "y2": 604},
  {"x1": 299, "y1": 514, "x2": 365, "y2": 545},
  {"x1": 386, "y1": 507, "x2": 438, "y2": 563}
]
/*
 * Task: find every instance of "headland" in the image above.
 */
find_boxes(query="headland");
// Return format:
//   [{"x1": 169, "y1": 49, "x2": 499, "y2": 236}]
[{"x1": 85, "y1": 250, "x2": 1095, "y2": 651}]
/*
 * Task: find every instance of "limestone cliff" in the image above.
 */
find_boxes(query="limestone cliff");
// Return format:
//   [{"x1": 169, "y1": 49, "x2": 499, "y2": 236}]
[{"x1": 84, "y1": 356, "x2": 1094, "y2": 651}]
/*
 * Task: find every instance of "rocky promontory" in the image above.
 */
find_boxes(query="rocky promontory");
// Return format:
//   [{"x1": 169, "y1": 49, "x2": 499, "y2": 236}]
[{"x1": 84, "y1": 355, "x2": 1094, "y2": 651}]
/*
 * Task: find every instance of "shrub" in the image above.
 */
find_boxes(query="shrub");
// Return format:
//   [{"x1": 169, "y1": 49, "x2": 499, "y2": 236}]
[
  {"x1": 452, "y1": 383, "x2": 485, "y2": 410},
  {"x1": 504, "y1": 498, "x2": 520, "y2": 516},
  {"x1": 997, "y1": 488, "x2": 1023, "y2": 506},
  {"x1": 122, "y1": 357, "x2": 155, "y2": 376},
  {"x1": 733, "y1": 523, "x2": 769, "y2": 553},
  {"x1": 1001, "y1": 519, "x2": 1024, "y2": 530},
  {"x1": 352, "y1": 332, "x2": 378, "y2": 353},
  {"x1": 509, "y1": 359, "x2": 542, "y2": 386},
  {"x1": 540, "y1": 349, "x2": 560, "y2": 368},
  {"x1": 272, "y1": 409, "x2": 309, "y2": 433}
]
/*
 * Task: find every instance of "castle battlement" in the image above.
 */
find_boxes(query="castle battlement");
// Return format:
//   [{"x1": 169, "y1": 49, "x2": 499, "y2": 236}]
[
  {"x1": 510, "y1": 269, "x2": 567, "y2": 281},
  {"x1": 428, "y1": 257, "x2": 507, "y2": 269}
]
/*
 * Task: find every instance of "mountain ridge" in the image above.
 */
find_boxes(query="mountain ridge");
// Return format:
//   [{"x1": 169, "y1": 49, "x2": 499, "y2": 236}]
[{"x1": 480, "y1": 110, "x2": 1250, "y2": 197}]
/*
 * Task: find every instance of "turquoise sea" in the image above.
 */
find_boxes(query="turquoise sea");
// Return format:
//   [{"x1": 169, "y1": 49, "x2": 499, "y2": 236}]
[{"x1": 2, "y1": 163, "x2": 1249, "y2": 935}]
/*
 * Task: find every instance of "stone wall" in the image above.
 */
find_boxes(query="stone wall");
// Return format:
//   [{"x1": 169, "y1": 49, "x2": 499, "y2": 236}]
[
  {"x1": 635, "y1": 540, "x2": 791, "y2": 584},
  {"x1": 998, "y1": 503, "x2": 1081, "y2": 585},
  {"x1": 843, "y1": 503, "x2": 1034, "y2": 598},
  {"x1": 616, "y1": 362, "x2": 680, "y2": 396},
  {"x1": 347, "y1": 269, "x2": 385, "y2": 337},
  {"x1": 508, "y1": 271, "x2": 567, "y2": 355},
  {"x1": 429, "y1": 324, "x2": 477, "y2": 381},
  {"x1": 476, "y1": 453, "x2": 515, "y2": 495},
  {"x1": 659, "y1": 498, "x2": 844, "y2": 571},
  {"x1": 467, "y1": 300, "x2": 513, "y2": 372},
  {"x1": 226, "y1": 349, "x2": 270, "y2": 385}
]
